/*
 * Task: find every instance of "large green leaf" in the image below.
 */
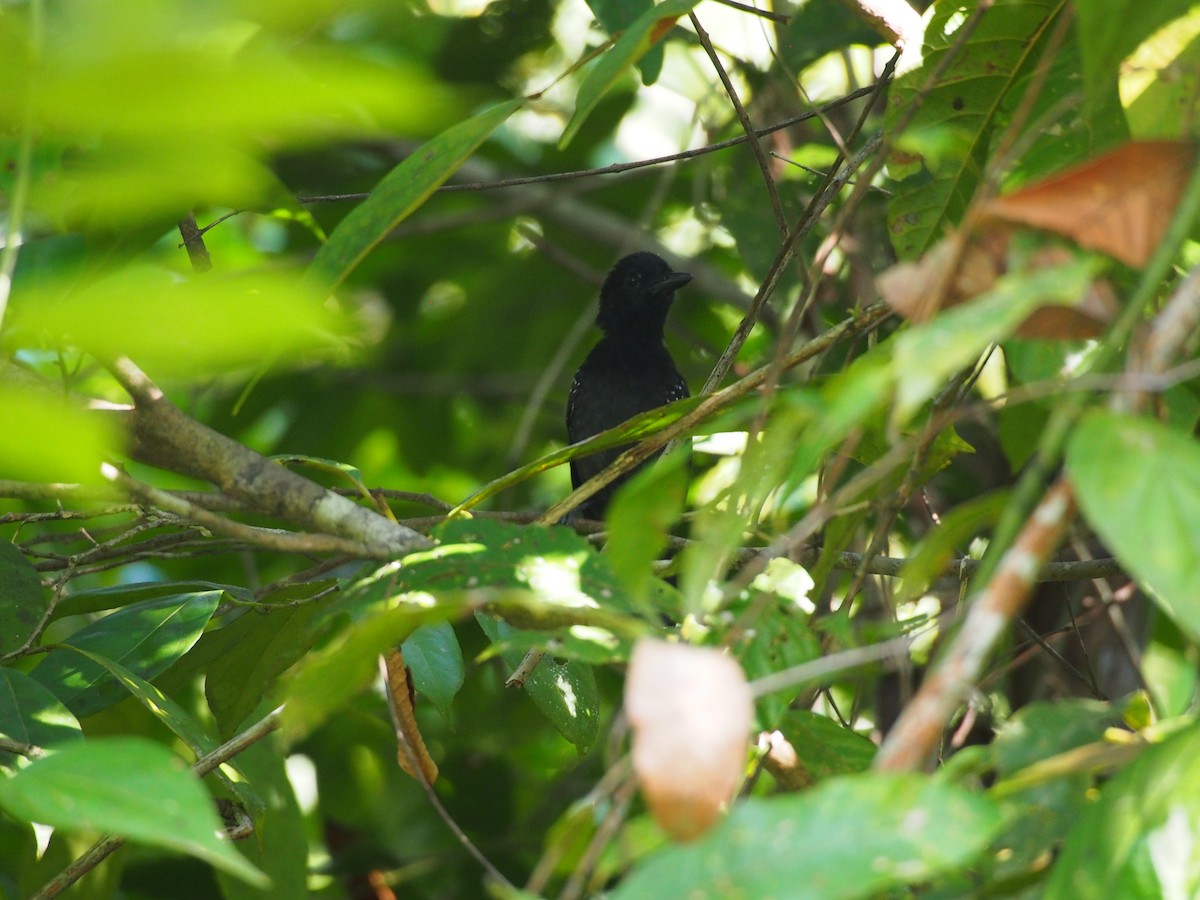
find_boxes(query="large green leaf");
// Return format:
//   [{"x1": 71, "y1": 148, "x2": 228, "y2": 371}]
[
  {"x1": 613, "y1": 773, "x2": 1003, "y2": 898},
  {"x1": 0, "y1": 1, "x2": 455, "y2": 224},
  {"x1": 401, "y1": 622, "x2": 465, "y2": 723},
  {"x1": 892, "y1": 256, "x2": 1099, "y2": 422},
  {"x1": 773, "y1": 710, "x2": 877, "y2": 780},
  {"x1": 886, "y1": 0, "x2": 1068, "y2": 259},
  {"x1": 0, "y1": 388, "x2": 120, "y2": 486},
  {"x1": 58, "y1": 646, "x2": 262, "y2": 813},
  {"x1": 204, "y1": 601, "x2": 327, "y2": 740},
  {"x1": 1067, "y1": 411, "x2": 1200, "y2": 640},
  {"x1": 0, "y1": 669, "x2": 81, "y2": 773},
  {"x1": 476, "y1": 614, "x2": 600, "y2": 754},
  {"x1": 1045, "y1": 720, "x2": 1200, "y2": 897},
  {"x1": 8, "y1": 267, "x2": 348, "y2": 376},
  {"x1": 307, "y1": 98, "x2": 524, "y2": 293},
  {"x1": 51, "y1": 580, "x2": 252, "y2": 622},
  {"x1": 0, "y1": 737, "x2": 267, "y2": 887},
  {"x1": 1123, "y1": 12, "x2": 1200, "y2": 140},
  {"x1": 1075, "y1": 0, "x2": 1196, "y2": 118},
  {"x1": 398, "y1": 519, "x2": 635, "y2": 620},
  {"x1": 0, "y1": 543, "x2": 46, "y2": 656},
  {"x1": 31, "y1": 591, "x2": 221, "y2": 718}
]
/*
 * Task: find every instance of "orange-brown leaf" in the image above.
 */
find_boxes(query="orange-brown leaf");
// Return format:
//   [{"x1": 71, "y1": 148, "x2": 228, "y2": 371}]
[{"x1": 981, "y1": 141, "x2": 1199, "y2": 268}]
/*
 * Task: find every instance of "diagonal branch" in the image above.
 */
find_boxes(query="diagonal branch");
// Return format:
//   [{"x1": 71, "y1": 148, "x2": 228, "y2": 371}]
[
  {"x1": 690, "y1": 11, "x2": 788, "y2": 239},
  {"x1": 109, "y1": 358, "x2": 431, "y2": 558}
]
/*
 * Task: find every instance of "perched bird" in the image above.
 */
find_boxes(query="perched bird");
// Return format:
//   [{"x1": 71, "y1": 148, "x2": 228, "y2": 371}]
[{"x1": 567, "y1": 252, "x2": 692, "y2": 519}]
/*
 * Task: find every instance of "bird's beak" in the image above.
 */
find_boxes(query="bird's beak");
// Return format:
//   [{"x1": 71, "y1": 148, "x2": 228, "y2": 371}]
[{"x1": 651, "y1": 271, "x2": 692, "y2": 295}]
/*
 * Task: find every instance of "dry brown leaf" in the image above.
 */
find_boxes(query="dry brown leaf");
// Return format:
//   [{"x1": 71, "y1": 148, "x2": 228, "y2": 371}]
[
  {"x1": 383, "y1": 650, "x2": 439, "y2": 784},
  {"x1": 877, "y1": 230, "x2": 1116, "y2": 339},
  {"x1": 981, "y1": 140, "x2": 1200, "y2": 268},
  {"x1": 1012, "y1": 246, "x2": 1118, "y2": 338},
  {"x1": 625, "y1": 639, "x2": 752, "y2": 841},
  {"x1": 876, "y1": 229, "x2": 1009, "y2": 322}
]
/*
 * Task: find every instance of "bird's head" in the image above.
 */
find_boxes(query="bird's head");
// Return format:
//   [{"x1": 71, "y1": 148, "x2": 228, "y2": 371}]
[{"x1": 596, "y1": 252, "x2": 692, "y2": 336}]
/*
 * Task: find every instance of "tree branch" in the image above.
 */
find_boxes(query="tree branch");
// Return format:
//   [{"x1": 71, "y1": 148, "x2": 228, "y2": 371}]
[{"x1": 109, "y1": 358, "x2": 431, "y2": 558}]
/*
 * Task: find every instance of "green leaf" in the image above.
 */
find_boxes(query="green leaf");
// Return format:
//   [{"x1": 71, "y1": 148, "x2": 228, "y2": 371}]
[
  {"x1": 892, "y1": 257, "x2": 1099, "y2": 423},
  {"x1": 405, "y1": 519, "x2": 634, "y2": 618},
  {"x1": 777, "y1": 1, "x2": 881, "y2": 72},
  {"x1": 991, "y1": 700, "x2": 1119, "y2": 778},
  {"x1": 8, "y1": 267, "x2": 348, "y2": 376},
  {"x1": 886, "y1": 0, "x2": 1068, "y2": 258},
  {"x1": 0, "y1": 737, "x2": 268, "y2": 887},
  {"x1": 55, "y1": 646, "x2": 263, "y2": 814},
  {"x1": 560, "y1": 0, "x2": 701, "y2": 148},
  {"x1": 584, "y1": 0, "x2": 664, "y2": 84},
  {"x1": 476, "y1": 615, "x2": 600, "y2": 753},
  {"x1": 1067, "y1": 411, "x2": 1200, "y2": 640},
  {"x1": 0, "y1": 1, "x2": 459, "y2": 225},
  {"x1": 307, "y1": 99, "x2": 524, "y2": 293},
  {"x1": 1075, "y1": 0, "x2": 1196, "y2": 120},
  {"x1": 204, "y1": 602, "x2": 327, "y2": 739},
  {"x1": 280, "y1": 598, "x2": 461, "y2": 742},
  {"x1": 734, "y1": 584, "x2": 821, "y2": 729},
  {"x1": 0, "y1": 387, "x2": 120, "y2": 485},
  {"x1": 0, "y1": 543, "x2": 46, "y2": 656},
  {"x1": 31, "y1": 591, "x2": 221, "y2": 718},
  {"x1": 774, "y1": 710, "x2": 877, "y2": 779},
  {"x1": 402, "y1": 622, "x2": 465, "y2": 722},
  {"x1": 0, "y1": 669, "x2": 81, "y2": 772},
  {"x1": 895, "y1": 489, "x2": 1010, "y2": 604},
  {"x1": 605, "y1": 447, "x2": 688, "y2": 605},
  {"x1": 613, "y1": 773, "x2": 1003, "y2": 898},
  {"x1": 1124, "y1": 13, "x2": 1200, "y2": 140},
  {"x1": 1044, "y1": 720, "x2": 1200, "y2": 898}
]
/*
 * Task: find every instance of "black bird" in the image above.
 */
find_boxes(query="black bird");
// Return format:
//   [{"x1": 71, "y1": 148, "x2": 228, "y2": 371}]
[{"x1": 567, "y1": 252, "x2": 692, "y2": 519}]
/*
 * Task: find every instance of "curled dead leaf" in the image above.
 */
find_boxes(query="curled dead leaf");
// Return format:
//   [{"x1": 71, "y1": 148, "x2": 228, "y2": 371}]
[
  {"x1": 383, "y1": 650, "x2": 439, "y2": 784},
  {"x1": 625, "y1": 639, "x2": 753, "y2": 841}
]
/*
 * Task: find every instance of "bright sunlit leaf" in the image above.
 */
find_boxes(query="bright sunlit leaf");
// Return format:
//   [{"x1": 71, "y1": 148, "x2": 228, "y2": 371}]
[
  {"x1": 8, "y1": 267, "x2": 350, "y2": 375},
  {"x1": 0, "y1": 386, "x2": 120, "y2": 484},
  {"x1": 1067, "y1": 411, "x2": 1200, "y2": 641},
  {"x1": 0, "y1": 737, "x2": 268, "y2": 887}
]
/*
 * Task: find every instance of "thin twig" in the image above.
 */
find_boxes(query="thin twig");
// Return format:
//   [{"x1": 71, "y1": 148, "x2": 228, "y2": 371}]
[
  {"x1": 293, "y1": 86, "x2": 880, "y2": 205},
  {"x1": 691, "y1": 11, "x2": 787, "y2": 239}
]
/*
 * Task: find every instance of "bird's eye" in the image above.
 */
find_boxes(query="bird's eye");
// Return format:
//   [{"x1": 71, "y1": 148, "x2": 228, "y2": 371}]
[{"x1": 626, "y1": 272, "x2": 641, "y2": 288}]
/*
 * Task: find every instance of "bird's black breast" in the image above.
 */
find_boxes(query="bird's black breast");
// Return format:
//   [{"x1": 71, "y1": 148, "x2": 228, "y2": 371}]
[{"x1": 567, "y1": 336, "x2": 688, "y2": 518}]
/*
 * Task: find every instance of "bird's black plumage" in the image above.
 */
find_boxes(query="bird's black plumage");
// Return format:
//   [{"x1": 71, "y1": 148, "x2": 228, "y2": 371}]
[{"x1": 567, "y1": 252, "x2": 691, "y2": 519}]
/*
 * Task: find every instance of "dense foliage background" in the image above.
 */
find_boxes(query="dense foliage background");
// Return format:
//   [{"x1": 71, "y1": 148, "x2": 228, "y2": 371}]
[{"x1": 1, "y1": 0, "x2": 1199, "y2": 897}]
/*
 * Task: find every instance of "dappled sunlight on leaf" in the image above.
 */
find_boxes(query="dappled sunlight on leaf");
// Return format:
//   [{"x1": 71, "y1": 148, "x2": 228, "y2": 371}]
[
  {"x1": 0, "y1": 385, "x2": 121, "y2": 484},
  {"x1": 7, "y1": 266, "x2": 352, "y2": 376},
  {"x1": 0, "y1": 0, "x2": 459, "y2": 225}
]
